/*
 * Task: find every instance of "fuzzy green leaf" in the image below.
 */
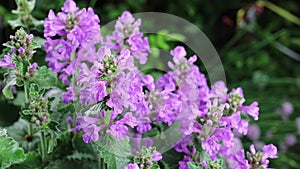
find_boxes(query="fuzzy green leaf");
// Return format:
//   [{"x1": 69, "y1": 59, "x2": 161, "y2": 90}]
[
  {"x1": 97, "y1": 146, "x2": 130, "y2": 169},
  {"x1": 2, "y1": 70, "x2": 17, "y2": 99},
  {"x1": 45, "y1": 159, "x2": 98, "y2": 169},
  {"x1": 10, "y1": 152, "x2": 42, "y2": 169},
  {"x1": 0, "y1": 135, "x2": 26, "y2": 168},
  {"x1": 32, "y1": 66, "x2": 57, "y2": 89}
]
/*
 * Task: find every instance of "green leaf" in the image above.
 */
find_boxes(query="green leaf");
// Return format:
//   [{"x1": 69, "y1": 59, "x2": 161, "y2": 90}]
[
  {"x1": 143, "y1": 128, "x2": 160, "y2": 138},
  {"x1": 7, "y1": 118, "x2": 39, "y2": 152},
  {"x1": 0, "y1": 135, "x2": 26, "y2": 168},
  {"x1": 95, "y1": 134, "x2": 131, "y2": 157},
  {"x1": 46, "y1": 131, "x2": 57, "y2": 154},
  {"x1": 15, "y1": 62, "x2": 28, "y2": 77},
  {"x1": 45, "y1": 159, "x2": 98, "y2": 169},
  {"x1": 95, "y1": 134, "x2": 131, "y2": 169},
  {"x1": 2, "y1": 70, "x2": 17, "y2": 99},
  {"x1": 8, "y1": 19, "x2": 25, "y2": 29},
  {"x1": 97, "y1": 146, "x2": 130, "y2": 169},
  {"x1": 46, "y1": 120, "x2": 60, "y2": 132},
  {"x1": 32, "y1": 66, "x2": 57, "y2": 89},
  {"x1": 187, "y1": 162, "x2": 202, "y2": 169},
  {"x1": 98, "y1": 146, "x2": 116, "y2": 169},
  {"x1": 66, "y1": 152, "x2": 95, "y2": 161},
  {"x1": 10, "y1": 152, "x2": 42, "y2": 169},
  {"x1": 12, "y1": 92, "x2": 26, "y2": 107},
  {"x1": 22, "y1": 110, "x2": 33, "y2": 115}
]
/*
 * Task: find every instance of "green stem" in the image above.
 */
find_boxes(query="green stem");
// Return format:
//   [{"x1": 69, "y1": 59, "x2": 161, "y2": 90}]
[
  {"x1": 23, "y1": 81, "x2": 29, "y2": 103},
  {"x1": 100, "y1": 157, "x2": 105, "y2": 169},
  {"x1": 24, "y1": 82, "x2": 33, "y2": 137},
  {"x1": 28, "y1": 123, "x2": 33, "y2": 137},
  {"x1": 40, "y1": 130, "x2": 47, "y2": 162}
]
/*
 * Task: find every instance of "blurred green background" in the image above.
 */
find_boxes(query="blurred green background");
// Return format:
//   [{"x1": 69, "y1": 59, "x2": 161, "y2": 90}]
[{"x1": 0, "y1": 0, "x2": 299, "y2": 168}]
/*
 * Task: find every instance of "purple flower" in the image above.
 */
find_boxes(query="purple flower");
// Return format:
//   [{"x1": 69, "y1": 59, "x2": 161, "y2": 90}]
[
  {"x1": 62, "y1": 86, "x2": 77, "y2": 104},
  {"x1": 278, "y1": 101, "x2": 294, "y2": 120},
  {"x1": 247, "y1": 124, "x2": 260, "y2": 141},
  {"x1": 0, "y1": 54, "x2": 16, "y2": 68},
  {"x1": 136, "y1": 123, "x2": 152, "y2": 134},
  {"x1": 239, "y1": 101, "x2": 259, "y2": 120},
  {"x1": 119, "y1": 112, "x2": 138, "y2": 128},
  {"x1": 26, "y1": 62, "x2": 38, "y2": 77},
  {"x1": 82, "y1": 124, "x2": 103, "y2": 143},
  {"x1": 202, "y1": 135, "x2": 220, "y2": 156},
  {"x1": 179, "y1": 155, "x2": 193, "y2": 169},
  {"x1": 44, "y1": 0, "x2": 101, "y2": 84},
  {"x1": 233, "y1": 137, "x2": 243, "y2": 153},
  {"x1": 237, "y1": 120, "x2": 248, "y2": 135},
  {"x1": 106, "y1": 11, "x2": 150, "y2": 64},
  {"x1": 284, "y1": 134, "x2": 297, "y2": 146},
  {"x1": 296, "y1": 117, "x2": 300, "y2": 135},
  {"x1": 232, "y1": 150, "x2": 249, "y2": 169},
  {"x1": 282, "y1": 102, "x2": 293, "y2": 115},
  {"x1": 107, "y1": 122, "x2": 128, "y2": 140},
  {"x1": 75, "y1": 113, "x2": 103, "y2": 143},
  {"x1": 94, "y1": 80, "x2": 107, "y2": 101},
  {"x1": 125, "y1": 163, "x2": 139, "y2": 169},
  {"x1": 170, "y1": 46, "x2": 187, "y2": 64},
  {"x1": 152, "y1": 151, "x2": 162, "y2": 161},
  {"x1": 262, "y1": 144, "x2": 278, "y2": 159},
  {"x1": 61, "y1": 0, "x2": 78, "y2": 13},
  {"x1": 18, "y1": 47, "x2": 25, "y2": 54},
  {"x1": 67, "y1": 116, "x2": 73, "y2": 127},
  {"x1": 210, "y1": 81, "x2": 228, "y2": 102}
]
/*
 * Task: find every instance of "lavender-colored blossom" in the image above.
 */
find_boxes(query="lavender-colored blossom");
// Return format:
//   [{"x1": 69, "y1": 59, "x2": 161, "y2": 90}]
[
  {"x1": 282, "y1": 102, "x2": 293, "y2": 115},
  {"x1": 106, "y1": 11, "x2": 150, "y2": 64},
  {"x1": 210, "y1": 81, "x2": 228, "y2": 102},
  {"x1": 237, "y1": 119, "x2": 249, "y2": 135},
  {"x1": 278, "y1": 101, "x2": 294, "y2": 120},
  {"x1": 247, "y1": 124, "x2": 260, "y2": 141},
  {"x1": 233, "y1": 137, "x2": 243, "y2": 153},
  {"x1": 107, "y1": 122, "x2": 128, "y2": 140},
  {"x1": 44, "y1": 0, "x2": 101, "y2": 84},
  {"x1": 152, "y1": 151, "x2": 162, "y2": 161},
  {"x1": 296, "y1": 117, "x2": 300, "y2": 135},
  {"x1": 26, "y1": 62, "x2": 38, "y2": 77},
  {"x1": 62, "y1": 86, "x2": 77, "y2": 104},
  {"x1": 239, "y1": 101, "x2": 259, "y2": 120},
  {"x1": 0, "y1": 54, "x2": 16, "y2": 68},
  {"x1": 179, "y1": 155, "x2": 193, "y2": 169},
  {"x1": 202, "y1": 135, "x2": 220, "y2": 157},
  {"x1": 125, "y1": 163, "x2": 139, "y2": 169},
  {"x1": 262, "y1": 144, "x2": 278, "y2": 159},
  {"x1": 136, "y1": 123, "x2": 152, "y2": 134},
  {"x1": 170, "y1": 46, "x2": 187, "y2": 63},
  {"x1": 232, "y1": 150, "x2": 249, "y2": 169},
  {"x1": 67, "y1": 116, "x2": 73, "y2": 127},
  {"x1": 82, "y1": 124, "x2": 103, "y2": 143},
  {"x1": 284, "y1": 134, "x2": 297, "y2": 146},
  {"x1": 18, "y1": 47, "x2": 25, "y2": 54},
  {"x1": 279, "y1": 142, "x2": 287, "y2": 152}
]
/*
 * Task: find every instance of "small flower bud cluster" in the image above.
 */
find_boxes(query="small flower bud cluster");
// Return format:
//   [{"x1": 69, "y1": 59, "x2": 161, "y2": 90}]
[
  {"x1": 7, "y1": 28, "x2": 35, "y2": 61},
  {"x1": 29, "y1": 99, "x2": 50, "y2": 127},
  {"x1": 127, "y1": 147, "x2": 162, "y2": 169}
]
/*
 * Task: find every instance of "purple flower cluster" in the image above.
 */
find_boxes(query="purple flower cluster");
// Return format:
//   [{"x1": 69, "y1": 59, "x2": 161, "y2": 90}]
[
  {"x1": 47, "y1": 1, "x2": 278, "y2": 167},
  {"x1": 44, "y1": 0, "x2": 101, "y2": 84},
  {"x1": 0, "y1": 28, "x2": 35, "y2": 69},
  {"x1": 106, "y1": 11, "x2": 150, "y2": 64},
  {"x1": 175, "y1": 80, "x2": 262, "y2": 167},
  {"x1": 232, "y1": 144, "x2": 277, "y2": 169}
]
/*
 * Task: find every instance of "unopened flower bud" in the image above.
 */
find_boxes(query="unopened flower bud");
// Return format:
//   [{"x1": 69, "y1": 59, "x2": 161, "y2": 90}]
[{"x1": 18, "y1": 47, "x2": 25, "y2": 54}]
